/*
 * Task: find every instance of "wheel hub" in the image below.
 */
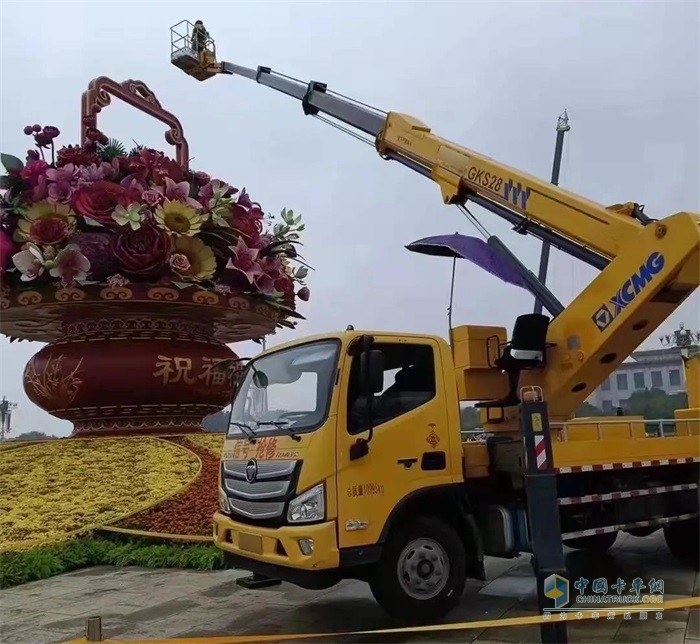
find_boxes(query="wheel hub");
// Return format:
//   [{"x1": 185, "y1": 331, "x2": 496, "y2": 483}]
[{"x1": 397, "y1": 537, "x2": 450, "y2": 600}]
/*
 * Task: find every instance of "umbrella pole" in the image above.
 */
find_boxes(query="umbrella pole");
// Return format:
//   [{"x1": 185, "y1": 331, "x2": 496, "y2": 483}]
[{"x1": 448, "y1": 254, "x2": 456, "y2": 355}]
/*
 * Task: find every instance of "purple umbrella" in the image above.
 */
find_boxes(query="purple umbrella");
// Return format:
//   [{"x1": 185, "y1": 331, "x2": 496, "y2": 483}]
[{"x1": 405, "y1": 233, "x2": 529, "y2": 290}]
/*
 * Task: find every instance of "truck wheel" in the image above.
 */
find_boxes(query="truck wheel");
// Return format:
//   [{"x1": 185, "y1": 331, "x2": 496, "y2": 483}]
[
  {"x1": 664, "y1": 518, "x2": 699, "y2": 569},
  {"x1": 370, "y1": 516, "x2": 466, "y2": 623},
  {"x1": 563, "y1": 531, "x2": 618, "y2": 551}
]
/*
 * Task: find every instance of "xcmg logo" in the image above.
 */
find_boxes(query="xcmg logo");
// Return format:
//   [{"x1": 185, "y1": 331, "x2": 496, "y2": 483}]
[{"x1": 592, "y1": 252, "x2": 665, "y2": 332}]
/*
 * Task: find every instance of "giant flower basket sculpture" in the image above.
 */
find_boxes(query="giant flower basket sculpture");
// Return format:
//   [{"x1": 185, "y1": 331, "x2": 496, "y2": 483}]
[{"x1": 0, "y1": 77, "x2": 310, "y2": 436}]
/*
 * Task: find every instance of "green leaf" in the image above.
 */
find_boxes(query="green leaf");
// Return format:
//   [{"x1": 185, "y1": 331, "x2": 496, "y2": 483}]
[
  {"x1": 172, "y1": 281, "x2": 195, "y2": 289},
  {"x1": 0, "y1": 175, "x2": 11, "y2": 189},
  {"x1": 1, "y1": 154, "x2": 23, "y2": 172},
  {"x1": 296, "y1": 267, "x2": 308, "y2": 280},
  {"x1": 297, "y1": 224, "x2": 305, "y2": 231}
]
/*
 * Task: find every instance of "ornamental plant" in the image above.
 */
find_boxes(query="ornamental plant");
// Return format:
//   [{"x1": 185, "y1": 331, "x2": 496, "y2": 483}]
[{"x1": 0, "y1": 125, "x2": 310, "y2": 325}]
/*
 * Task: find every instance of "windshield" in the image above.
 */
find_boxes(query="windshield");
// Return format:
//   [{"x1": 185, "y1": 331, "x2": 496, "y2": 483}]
[{"x1": 228, "y1": 340, "x2": 339, "y2": 438}]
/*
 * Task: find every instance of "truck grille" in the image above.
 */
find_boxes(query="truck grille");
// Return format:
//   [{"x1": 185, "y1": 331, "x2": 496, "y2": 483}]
[{"x1": 221, "y1": 459, "x2": 299, "y2": 522}]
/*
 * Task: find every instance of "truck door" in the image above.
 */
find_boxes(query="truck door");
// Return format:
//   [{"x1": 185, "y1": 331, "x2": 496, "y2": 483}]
[{"x1": 336, "y1": 337, "x2": 454, "y2": 549}]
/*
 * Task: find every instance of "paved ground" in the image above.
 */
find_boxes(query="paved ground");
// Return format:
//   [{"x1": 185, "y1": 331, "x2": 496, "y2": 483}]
[{"x1": 1, "y1": 532, "x2": 698, "y2": 644}]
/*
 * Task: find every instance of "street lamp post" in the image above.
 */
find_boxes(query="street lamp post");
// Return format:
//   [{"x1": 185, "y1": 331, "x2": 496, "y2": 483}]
[{"x1": 534, "y1": 110, "x2": 571, "y2": 315}]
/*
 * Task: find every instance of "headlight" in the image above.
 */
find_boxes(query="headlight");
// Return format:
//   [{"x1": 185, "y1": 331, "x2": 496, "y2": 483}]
[
  {"x1": 218, "y1": 486, "x2": 230, "y2": 513},
  {"x1": 287, "y1": 483, "x2": 325, "y2": 523}
]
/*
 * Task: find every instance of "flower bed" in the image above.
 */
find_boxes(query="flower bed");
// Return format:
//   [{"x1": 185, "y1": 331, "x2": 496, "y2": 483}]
[
  {"x1": 0, "y1": 125, "x2": 310, "y2": 330},
  {"x1": 0, "y1": 437, "x2": 200, "y2": 552},
  {"x1": 184, "y1": 433, "x2": 225, "y2": 456},
  {"x1": 115, "y1": 438, "x2": 219, "y2": 537}
]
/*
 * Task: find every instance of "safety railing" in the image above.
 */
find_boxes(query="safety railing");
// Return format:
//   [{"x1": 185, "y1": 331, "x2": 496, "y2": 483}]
[{"x1": 550, "y1": 417, "x2": 700, "y2": 442}]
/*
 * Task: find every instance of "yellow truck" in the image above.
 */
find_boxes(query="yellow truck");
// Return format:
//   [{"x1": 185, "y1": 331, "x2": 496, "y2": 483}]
[{"x1": 171, "y1": 26, "x2": 700, "y2": 625}]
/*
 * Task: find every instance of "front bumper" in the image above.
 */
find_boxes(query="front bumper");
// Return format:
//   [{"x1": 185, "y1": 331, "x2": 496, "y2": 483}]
[{"x1": 213, "y1": 512, "x2": 340, "y2": 571}]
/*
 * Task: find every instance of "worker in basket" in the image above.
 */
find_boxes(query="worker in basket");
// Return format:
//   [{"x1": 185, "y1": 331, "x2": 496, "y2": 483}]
[{"x1": 191, "y1": 20, "x2": 209, "y2": 54}]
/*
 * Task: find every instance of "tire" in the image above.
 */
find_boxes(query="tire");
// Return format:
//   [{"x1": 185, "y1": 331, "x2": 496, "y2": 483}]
[
  {"x1": 369, "y1": 515, "x2": 466, "y2": 623},
  {"x1": 664, "y1": 518, "x2": 699, "y2": 570},
  {"x1": 563, "y1": 531, "x2": 618, "y2": 551}
]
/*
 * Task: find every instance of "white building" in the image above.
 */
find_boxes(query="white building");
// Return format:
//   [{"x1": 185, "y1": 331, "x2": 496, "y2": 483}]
[{"x1": 586, "y1": 347, "x2": 686, "y2": 414}]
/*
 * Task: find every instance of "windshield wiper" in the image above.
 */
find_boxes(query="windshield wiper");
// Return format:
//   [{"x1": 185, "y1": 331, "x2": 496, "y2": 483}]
[
  {"x1": 229, "y1": 421, "x2": 257, "y2": 443},
  {"x1": 257, "y1": 420, "x2": 301, "y2": 442}
]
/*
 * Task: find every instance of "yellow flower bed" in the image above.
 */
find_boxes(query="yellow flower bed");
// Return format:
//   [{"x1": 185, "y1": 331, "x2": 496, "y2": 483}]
[
  {"x1": 0, "y1": 441, "x2": 32, "y2": 452},
  {"x1": 0, "y1": 437, "x2": 200, "y2": 552},
  {"x1": 185, "y1": 433, "x2": 225, "y2": 456}
]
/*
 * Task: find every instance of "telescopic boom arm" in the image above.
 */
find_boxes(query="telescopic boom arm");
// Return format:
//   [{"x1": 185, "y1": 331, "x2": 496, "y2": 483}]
[
  {"x1": 217, "y1": 63, "x2": 651, "y2": 272},
  {"x1": 174, "y1": 47, "x2": 699, "y2": 423}
]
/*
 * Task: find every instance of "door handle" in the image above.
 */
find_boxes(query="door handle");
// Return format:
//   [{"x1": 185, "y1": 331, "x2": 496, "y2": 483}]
[{"x1": 397, "y1": 458, "x2": 418, "y2": 469}]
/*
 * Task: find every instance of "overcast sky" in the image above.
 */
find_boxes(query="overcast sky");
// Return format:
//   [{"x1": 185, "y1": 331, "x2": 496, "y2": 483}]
[{"x1": 1, "y1": 0, "x2": 698, "y2": 437}]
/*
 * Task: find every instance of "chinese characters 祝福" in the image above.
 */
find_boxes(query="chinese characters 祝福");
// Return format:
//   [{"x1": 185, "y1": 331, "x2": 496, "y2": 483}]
[{"x1": 153, "y1": 355, "x2": 230, "y2": 387}]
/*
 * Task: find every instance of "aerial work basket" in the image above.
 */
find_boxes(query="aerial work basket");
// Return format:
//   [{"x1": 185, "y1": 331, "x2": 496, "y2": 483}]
[{"x1": 170, "y1": 20, "x2": 219, "y2": 81}]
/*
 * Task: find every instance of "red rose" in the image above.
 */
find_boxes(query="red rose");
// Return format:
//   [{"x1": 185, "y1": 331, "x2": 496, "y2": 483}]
[
  {"x1": 73, "y1": 180, "x2": 131, "y2": 227},
  {"x1": 111, "y1": 218, "x2": 172, "y2": 278}
]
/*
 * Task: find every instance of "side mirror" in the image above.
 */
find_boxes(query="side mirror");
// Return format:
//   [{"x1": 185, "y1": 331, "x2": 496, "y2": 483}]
[
  {"x1": 252, "y1": 370, "x2": 268, "y2": 388},
  {"x1": 350, "y1": 438, "x2": 370, "y2": 461},
  {"x1": 360, "y1": 349, "x2": 384, "y2": 394}
]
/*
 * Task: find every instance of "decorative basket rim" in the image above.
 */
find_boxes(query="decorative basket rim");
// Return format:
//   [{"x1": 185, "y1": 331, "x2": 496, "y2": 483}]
[{"x1": 0, "y1": 281, "x2": 294, "y2": 344}]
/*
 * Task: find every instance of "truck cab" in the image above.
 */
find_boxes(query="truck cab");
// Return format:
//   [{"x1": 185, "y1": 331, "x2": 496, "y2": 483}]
[{"x1": 214, "y1": 329, "x2": 481, "y2": 618}]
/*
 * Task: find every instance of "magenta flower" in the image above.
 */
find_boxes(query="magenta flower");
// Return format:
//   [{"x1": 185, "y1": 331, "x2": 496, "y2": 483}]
[
  {"x1": 157, "y1": 176, "x2": 201, "y2": 209},
  {"x1": 45, "y1": 165, "x2": 77, "y2": 203},
  {"x1": 48, "y1": 244, "x2": 90, "y2": 286},
  {"x1": 76, "y1": 163, "x2": 112, "y2": 187},
  {"x1": 0, "y1": 230, "x2": 15, "y2": 276},
  {"x1": 253, "y1": 271, "x2": 277, "y2": 294},
  {"x1": 225, "y1": 237, "x2": 263, "y2": 285},
  {"x1": 119, "y1": 174, "x2": 146, "y2": 196}
]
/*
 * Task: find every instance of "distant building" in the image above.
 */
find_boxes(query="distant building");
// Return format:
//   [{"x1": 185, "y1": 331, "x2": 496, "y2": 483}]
[{"x1": 587, "y1": 347, "x2": 686, "y2": 414}]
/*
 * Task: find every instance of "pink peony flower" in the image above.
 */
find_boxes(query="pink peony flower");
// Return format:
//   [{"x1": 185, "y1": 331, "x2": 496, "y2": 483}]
[
  {"x1": 225, "y1": 237, "x2": 263, "y2": 285},
  {"x1": 12, "y1": 243, "x2": 45, "y2": 281},
  {"x1": 169, "y1": 252, "x2": 192, "y2": 274},
  {"x1": 49, "y1": 244, "x2": 90, "y2": 286}
]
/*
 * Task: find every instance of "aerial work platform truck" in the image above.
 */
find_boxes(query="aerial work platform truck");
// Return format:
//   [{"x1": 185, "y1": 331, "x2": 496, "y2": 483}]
[{"x1": 171, "y1": 21, "x2": 700, "y2": 626}]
